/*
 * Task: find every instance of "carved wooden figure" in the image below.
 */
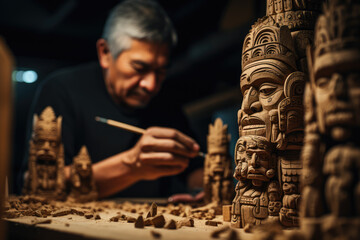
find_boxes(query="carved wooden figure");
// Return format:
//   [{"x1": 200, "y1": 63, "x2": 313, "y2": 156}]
[
  {"x1": 23, "y1": 106, "x2": 66, "y2": 200},
  {"x1": 68, "y1": 146, "x2": 98, "y2": 202},
  {"x1": 231, "y1": 136, "x2": 280, "y2": 227},
  {"x1": 301, "y1": 0, "x2": 360, "y2": 239},
  {"x1": 232, "y1": 0, "x2": 321, "y2": 228},
  {"x1": 204, "y1": 118, "x2": 233, "y2": 207}
]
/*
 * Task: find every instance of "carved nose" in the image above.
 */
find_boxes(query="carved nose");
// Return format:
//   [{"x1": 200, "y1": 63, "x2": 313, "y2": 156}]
[
  {"x1": 242, "y1": 87, "x2": 262, "y2": 114},
  {"x1": 250, "y1": 153, "x2": 258, "y2": 167},
  {"x1": 332, "y1": 73, "x2": 346, "y2": 99}
]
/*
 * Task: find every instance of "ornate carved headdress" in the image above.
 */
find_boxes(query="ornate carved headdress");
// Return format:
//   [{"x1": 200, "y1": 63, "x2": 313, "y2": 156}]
[
  {"x1": 242, "y1": 0, "x2": 322, "y2": 73},
  {"x1": 73, "y1": 146, "x2": 91, "y2": 163},
  {"x1": 32, "y1": 106, "x2": 62, "y2": 141},
  {"x1": 311, "y1": 0, "x2": 360, "y2": 76},
  {"x1": 207, "y1": 118, "x2": 230, "y2": 155},
  {"x1": 267, "y1": 0, "x2": 322, "y2": 30}
]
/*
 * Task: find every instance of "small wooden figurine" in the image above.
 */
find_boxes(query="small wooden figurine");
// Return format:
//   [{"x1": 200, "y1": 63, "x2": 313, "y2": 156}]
[
  {"x1": 68, "y1": 146, "x2": 98, "y2": 202},
  {"x1": 23, "y1": 106, "x2": 66, "y2": 200},
  {"x1": 203, "y1": 118, "x2": 233, "y2": 208}
]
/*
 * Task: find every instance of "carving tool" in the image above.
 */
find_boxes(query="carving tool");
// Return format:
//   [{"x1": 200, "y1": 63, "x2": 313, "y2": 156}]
[{"x1": 95, "y1": 116, "x2": 206, "y2": 158}]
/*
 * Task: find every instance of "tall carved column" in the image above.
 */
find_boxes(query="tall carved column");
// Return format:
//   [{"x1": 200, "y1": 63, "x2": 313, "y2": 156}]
[
  {"x1": 232, "y1": 0, "x2": 321, "y2": 228},
  {"x1": 301, "y1": 0, "x2": 360, "y2": 239}
]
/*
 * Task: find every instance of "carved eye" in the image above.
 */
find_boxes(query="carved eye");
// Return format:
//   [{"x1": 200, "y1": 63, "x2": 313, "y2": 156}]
[
  {"x1": 316, "y1": 77, "x2": 329, "y2": 88},
  {"x1": 243, "y1": 89, "x2": 249, "y2": 97},
  {"x1": 259, "y1": 84, "x2": 277, "y2": 96}
]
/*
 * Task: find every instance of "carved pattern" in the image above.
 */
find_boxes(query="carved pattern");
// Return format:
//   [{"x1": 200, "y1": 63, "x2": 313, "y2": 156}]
[
  {"x1": 231, "y1": 136, "x2": 281, "y2": 227},
  {"x1": 232, "y1": 0, "x2": 319, "y2": 228},
  {"x1": 301, "y1": 0, "x2": 360, "y2": 239},
  {"x1": 23, "y1": 106, "x2": 66, "y2": 200},
  {"x1": 68, "y1": 146, "x2": 98, "y2": 203},
  {"x1": 204, "y1": 118, "x2": 233, "y2": 206}
]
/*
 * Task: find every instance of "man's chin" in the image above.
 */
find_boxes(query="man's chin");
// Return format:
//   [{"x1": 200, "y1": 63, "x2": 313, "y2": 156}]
[{"x1": 124, "y1": 98, "x2": 150, "y2": 109}]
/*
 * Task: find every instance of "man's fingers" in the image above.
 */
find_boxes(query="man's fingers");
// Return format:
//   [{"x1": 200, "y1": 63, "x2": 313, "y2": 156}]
[
  {"x1": 146, "y1": 127, "x2": 200, "y2": 154},
  {"x1": 139, "y1": 152, "x2": 189, "y2": 168},
  {"x1": 141, "y1": 137, "x2": 195, "y2": 158}
]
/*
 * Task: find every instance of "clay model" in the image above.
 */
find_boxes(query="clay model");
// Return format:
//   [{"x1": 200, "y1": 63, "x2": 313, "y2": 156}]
[
  {"x1": 68, "y1": 146, "x2": 98, "y2": 203},
  {"x1": 203, "y1": 118, "x2": 233, "y2": 207},
  {"x1": 232, "y1": 0, "x2": 321, "y2": 227},
  {"x1": 23, "y1": 106, "x2": 66, "y2": 200},
  {"x1": 232, "y1": 136, "x2": 281, "y2": 227},
  {"x1": 301, "y1": 0, "x2": 360, "y2": 239}
]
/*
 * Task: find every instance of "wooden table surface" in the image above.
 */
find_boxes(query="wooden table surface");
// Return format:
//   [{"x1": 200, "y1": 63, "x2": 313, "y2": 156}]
[{"x1": 6, "y1": 210, "x2": 255, "y2": 240}]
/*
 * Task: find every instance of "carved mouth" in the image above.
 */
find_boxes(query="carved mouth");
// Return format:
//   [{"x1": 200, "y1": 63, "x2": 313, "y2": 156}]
[
  {"x1": 241, "y1": 116, "x2": 265, "y2": 130},
  {"x1": 326, "y1": 111, "x2": 354, "y2": 126}
]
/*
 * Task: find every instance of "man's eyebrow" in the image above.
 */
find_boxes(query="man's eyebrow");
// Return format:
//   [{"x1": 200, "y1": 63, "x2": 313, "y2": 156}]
[{"x1": 131, "y1": 60, "x2": 169, "y2": 69}]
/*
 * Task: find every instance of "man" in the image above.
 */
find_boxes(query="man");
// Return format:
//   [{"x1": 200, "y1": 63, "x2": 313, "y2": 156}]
[{"x1": 21, "y1": 0, "x2": 203, "y2": 198}]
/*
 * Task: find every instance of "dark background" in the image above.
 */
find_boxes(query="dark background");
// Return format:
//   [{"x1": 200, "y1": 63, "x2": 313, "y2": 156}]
[{"x1": 0, "y1": 0, "x2": 267, "y2": 194}]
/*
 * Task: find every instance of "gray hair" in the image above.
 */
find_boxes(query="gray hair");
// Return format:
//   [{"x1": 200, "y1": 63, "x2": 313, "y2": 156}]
[{"x1": 102, "y1": 0, "x2": 177, "y2": 59}]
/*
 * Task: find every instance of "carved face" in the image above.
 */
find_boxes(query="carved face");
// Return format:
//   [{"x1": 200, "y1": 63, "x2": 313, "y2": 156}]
[
  {"x1": 268, "y1": 201, "x2": 282, "y2": 215},
  {"x1": 312, "y1": 70, "x2": 360, "y2": 141},
  {"x1": 33, "y1": 135, "x2": 59, "y2": 162},
  {"x1": 74, "y1": 159, "x2": 92, "y2": 177},
  {"x1": 239, "y1": 60, "x2": 293, "y2": 139},
  {"x1": 207, "y1": 152, "x2": 227, "y2": 175},
  {"x1": 234, "y1": 136, "x2": 275, "y2": 187}
]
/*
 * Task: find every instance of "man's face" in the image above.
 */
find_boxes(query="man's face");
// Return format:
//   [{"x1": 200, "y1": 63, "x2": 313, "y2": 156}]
[
  {"x1": 313, "y1": 69, "x2": 360, "y2": 140},
  {"x1": 238, "y1": 60, "x2": 292, "y2": 139},
  {"x1": 104, "y1": 39, "x2": 169, "y2": 108}
]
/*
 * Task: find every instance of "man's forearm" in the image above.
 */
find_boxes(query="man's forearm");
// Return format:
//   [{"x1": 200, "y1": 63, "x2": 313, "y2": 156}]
[{"x1": 92, "y1": 151, "x2": 140, "y2": 198}]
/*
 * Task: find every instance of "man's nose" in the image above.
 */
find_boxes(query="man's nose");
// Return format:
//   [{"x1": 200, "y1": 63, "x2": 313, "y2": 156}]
[
  {"x1": 139, "y1": 72, "x2": 157, "y2": 92},
  {"x1": 242, "y1": 87, "x2": 262, "y2": 114}
]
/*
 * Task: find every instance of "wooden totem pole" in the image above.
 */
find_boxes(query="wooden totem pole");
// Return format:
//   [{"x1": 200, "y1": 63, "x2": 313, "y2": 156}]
[
  {"x1": 232, "y1": 0, "x2": 321, "y2": 228},
  {"x1": 301, "y1": 0, "x2": 360, "y2": 239},
  {"x1": 23, "y1": 106, "x2": 66, "y2": 200},
  {"x1": 204, "y1": 118, "x2": 233, "y2": 207}
]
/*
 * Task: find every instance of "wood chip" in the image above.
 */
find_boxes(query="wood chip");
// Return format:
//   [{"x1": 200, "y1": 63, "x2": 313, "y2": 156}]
[
  {"x1": 134, "y1": 216, "x2": 144, "y2": 228},
  {"x1": 150, "y1": 215, "x2": 165, "y2": 228},
  {"x1": 205, "y1": 220, "x2": 218, "y2": 226},
  {"x1": 144, "y1": 218, "x2": 152, "y2": 226},
  {"x1": 52, "y1": 208, "x2": 71, "y2": 217},
  {"x1": 178, "y1": 218, "x2": 194, "y2": 227},
  {"x1": 164, "y1": 219, "x2": 177, "y2": 229},
  {"x1": 150, "y1": 230, "x2": 161, "y2": 239},
  {"x1": 84, "y1": 212, "x2": 94, "y2": 219},
  {"x1": 127, "y1": 216, "x2": 136, "y2": 223},
  {"x1": 146, "y1": 202, "x2": 157, "y2": 218},
  {"x1": 94, "y1": 213, "x2": 101, "y2": 220}
]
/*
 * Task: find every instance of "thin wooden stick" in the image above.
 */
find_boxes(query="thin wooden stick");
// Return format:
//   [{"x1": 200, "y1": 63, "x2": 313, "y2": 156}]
[
  {"x1": 95, "y1": 116, "x2": 206, "y2": 158},
  {"x1": 95, "y1": 116, "x2": 145, "y2": 135}
]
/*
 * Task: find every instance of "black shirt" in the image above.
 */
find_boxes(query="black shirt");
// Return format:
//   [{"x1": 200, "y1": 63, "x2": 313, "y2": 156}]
[{"x1": 21, "y1": 62, "x2": 202, "y2": 198}]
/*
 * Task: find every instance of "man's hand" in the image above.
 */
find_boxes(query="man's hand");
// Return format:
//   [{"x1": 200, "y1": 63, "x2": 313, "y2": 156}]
[{"x1": 126, "y1": 127, "x2": 200, "y2": 180}]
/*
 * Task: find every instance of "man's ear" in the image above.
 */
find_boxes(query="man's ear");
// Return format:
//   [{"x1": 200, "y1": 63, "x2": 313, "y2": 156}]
[{"x1": 96, "y1": 39, "x2": 112, "y2": 69}]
